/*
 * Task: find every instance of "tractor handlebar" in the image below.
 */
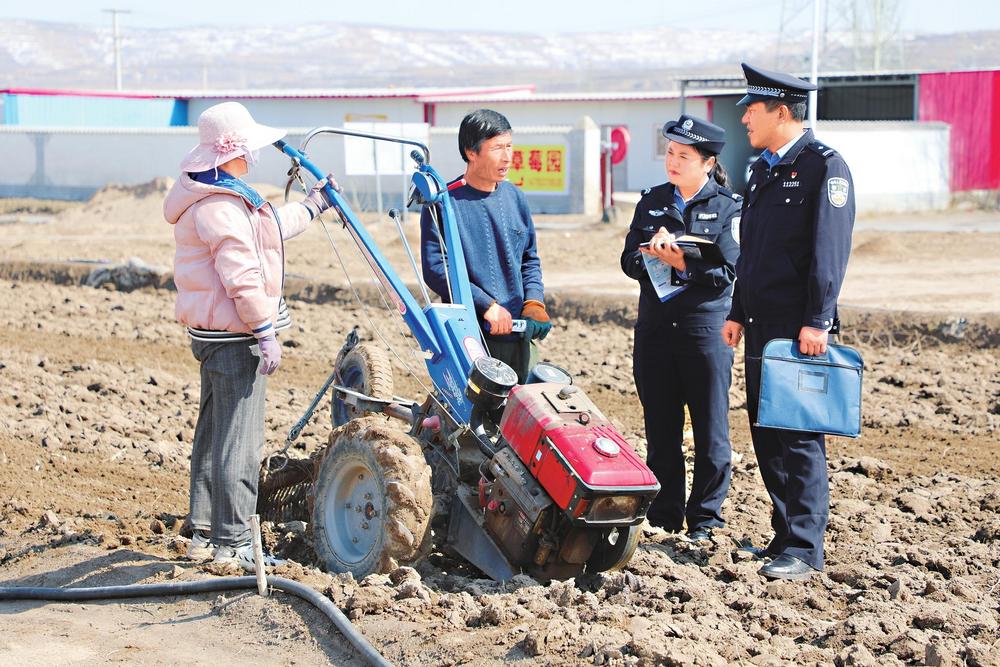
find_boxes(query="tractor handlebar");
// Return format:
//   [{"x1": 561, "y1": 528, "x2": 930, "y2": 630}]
[{"x1": 484, "y1": 319, "x2": 528, "y2": 336}]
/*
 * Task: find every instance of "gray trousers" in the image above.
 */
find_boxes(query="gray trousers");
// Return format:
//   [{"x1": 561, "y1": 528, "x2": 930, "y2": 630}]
[{"x1": 189, "y1": 338, "x2": 267, "y2": 547}]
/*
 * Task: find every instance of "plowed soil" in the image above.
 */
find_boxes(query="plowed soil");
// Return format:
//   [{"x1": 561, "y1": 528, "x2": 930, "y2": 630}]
[{"x1": 0, "y1": 183, "x2": 998, "y2": 666}]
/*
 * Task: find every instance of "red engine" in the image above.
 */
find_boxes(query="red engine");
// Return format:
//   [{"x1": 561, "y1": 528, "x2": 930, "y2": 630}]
[{"x1": 498, "y1": 383, "x2": 659, "y2": 525}]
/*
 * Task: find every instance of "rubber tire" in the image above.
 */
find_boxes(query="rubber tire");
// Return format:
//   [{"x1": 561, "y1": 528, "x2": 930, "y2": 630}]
[
  {"x1": 311, "y1": 417, "x2": 433, "y2": 578},
  {"x1": 331, "y1": 343, "x2": 394, "y2": 428},
  {"x1": 586, "y1": 524, "x2": 641, "y2": 573}
]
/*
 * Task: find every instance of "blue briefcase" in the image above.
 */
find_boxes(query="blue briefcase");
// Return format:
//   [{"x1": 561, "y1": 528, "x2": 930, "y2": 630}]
[{"x1": 756, "y1": 338, "x2": 863, "y2": 438}]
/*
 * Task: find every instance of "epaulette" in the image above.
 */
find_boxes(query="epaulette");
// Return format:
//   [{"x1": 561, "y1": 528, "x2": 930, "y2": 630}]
[
  {"x1": 718, "y1": 186, "x2": 743, "y2": 202},
  {"x1": 806, "y1": 140, "x2": 838, "y2": 159},
  {"x1": 643, "y1": 183, "x2": 671, "y2": 197}
]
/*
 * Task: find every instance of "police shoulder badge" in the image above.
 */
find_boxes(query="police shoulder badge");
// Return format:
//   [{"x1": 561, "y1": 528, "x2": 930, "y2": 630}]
[{"x1": 827, "y1": 177, "x2": 849, "y2": 208}]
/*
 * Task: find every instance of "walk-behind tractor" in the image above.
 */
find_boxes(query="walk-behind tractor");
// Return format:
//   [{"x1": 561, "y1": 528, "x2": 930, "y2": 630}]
[{"x1": 258, "y1": 128, "x2": 659, "y2": 582}]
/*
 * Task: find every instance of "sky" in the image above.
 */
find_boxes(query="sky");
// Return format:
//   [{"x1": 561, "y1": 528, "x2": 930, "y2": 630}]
[{"x1": 3, "y1": 0, "x2": 1000, "y2": 35}]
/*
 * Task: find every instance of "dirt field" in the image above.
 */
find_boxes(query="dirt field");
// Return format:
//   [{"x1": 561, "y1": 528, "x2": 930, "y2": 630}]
[{"x1": 0, "y1": 182, "x2": 998, "y2": 666}]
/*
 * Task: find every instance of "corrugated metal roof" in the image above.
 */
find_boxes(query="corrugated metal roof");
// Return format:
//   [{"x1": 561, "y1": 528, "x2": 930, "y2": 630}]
[
  {"x1": 0, "y1": 126, "x2": 315, "y2": 135},
  {"x1": 174, "y1": 85, "x2": 537, "y2": 99},
  {"x1": 0, "y1": 125, "x2": 196, "y2": 135},
  {"x1": 417, "y1": 88, "x2": 739, "y2": 104},
  {"x1": 1, "y1": 87, "x2": 175, "y2": 100},
  {"x1": 429, "y1": 125, "x2": 573, "y2": 134},
  {"x1": 0, "y1": 85, "x2": 535, "y2": 101},
  {"x1": 676, "y1": 65, "x2": 1000, "y2": 85}
]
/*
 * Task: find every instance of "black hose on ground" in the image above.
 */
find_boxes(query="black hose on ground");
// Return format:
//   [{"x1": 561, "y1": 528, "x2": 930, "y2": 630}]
[{"x1": 0, "y1": 575, "x2": 392, "y2": 667}]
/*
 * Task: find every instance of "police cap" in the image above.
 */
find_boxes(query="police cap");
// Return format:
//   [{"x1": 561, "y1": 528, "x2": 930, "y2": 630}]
[
  {"x1": 661, "y1": 114, "x2": 726, "y2": 155},
  {"x1": 738, "y1": 62, "x2": 817, "y2": 106}
]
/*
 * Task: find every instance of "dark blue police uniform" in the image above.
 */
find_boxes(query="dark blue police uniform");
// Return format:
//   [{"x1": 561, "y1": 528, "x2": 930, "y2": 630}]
[
  {"x1": 621, "y1": 116, "x2": 741, "y2": 534},
  {"x1": 730, "y1": 64, "x2": 856, "y2": 571}
]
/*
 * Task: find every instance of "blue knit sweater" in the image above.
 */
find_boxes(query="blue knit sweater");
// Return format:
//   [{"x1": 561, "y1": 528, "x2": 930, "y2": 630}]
[{"x1": 420, "y1": 180, "x2": 545, "y2": 331}]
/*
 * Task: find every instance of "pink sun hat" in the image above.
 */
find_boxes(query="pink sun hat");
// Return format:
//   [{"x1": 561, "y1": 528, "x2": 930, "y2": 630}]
[{"x1": 179, "y1": 102, "x2": 286, "y2": 173}]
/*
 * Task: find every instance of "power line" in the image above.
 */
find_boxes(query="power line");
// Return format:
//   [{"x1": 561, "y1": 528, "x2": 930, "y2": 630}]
[
  {"x1": 776, "y1": 0, "x2": 815, "y2": 70},
  {"x1": 827, "y1": 0, "x2": 904, "y2": 70}
]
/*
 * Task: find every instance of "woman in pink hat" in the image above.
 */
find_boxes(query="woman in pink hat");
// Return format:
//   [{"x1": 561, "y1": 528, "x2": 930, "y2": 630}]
[{"x1": 163, "y1": 101, "x2": 336, "y2": 570}]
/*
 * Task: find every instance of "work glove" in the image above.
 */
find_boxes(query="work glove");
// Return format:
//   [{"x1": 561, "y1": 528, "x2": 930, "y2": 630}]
[
  {"x1": 521, "y1": 299, "x2": 552, "y2": 341},
  {"x1": 302, "y1": 173, "x2": 342, "y2": 219},
  {"x1": 257, "y1": 333, "x2": 281, "y2": 375}
]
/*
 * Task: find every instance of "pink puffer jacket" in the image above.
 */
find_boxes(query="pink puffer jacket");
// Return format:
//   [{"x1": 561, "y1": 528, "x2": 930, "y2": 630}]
[{"x1": 163, "y1": 174, "x2": 311, "y2": 337}]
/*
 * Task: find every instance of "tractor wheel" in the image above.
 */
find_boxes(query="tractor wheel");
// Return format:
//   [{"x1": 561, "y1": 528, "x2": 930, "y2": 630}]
[
  {"x1": 311, "y1": 416, "x2": 433, "y2": 578},
  {"x1": 331, "y1": 342, "x2": 393, "y2": 427},
  {"x1": 586, "y1": 524, "x2": 641, "y2": 573}
]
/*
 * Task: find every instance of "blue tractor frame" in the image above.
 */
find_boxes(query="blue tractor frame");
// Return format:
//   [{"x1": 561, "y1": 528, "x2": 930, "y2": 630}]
[{"x1": 275, "y1": 133, "x2": 483, "y2": 426}]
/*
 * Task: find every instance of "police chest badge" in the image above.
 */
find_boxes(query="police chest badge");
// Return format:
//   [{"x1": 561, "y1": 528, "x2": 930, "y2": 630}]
[
  {"x1": 827, "y1": 177, "x2": 850, "y2": 208},
  {"x1": 731, "y1": 216, "x2": 741, "y2": 244}
]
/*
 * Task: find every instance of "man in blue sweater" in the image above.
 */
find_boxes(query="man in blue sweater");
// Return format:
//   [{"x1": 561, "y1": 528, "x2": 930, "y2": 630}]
[{"x1": 420, "y1": 109, "x2": 550, "y2": 382}]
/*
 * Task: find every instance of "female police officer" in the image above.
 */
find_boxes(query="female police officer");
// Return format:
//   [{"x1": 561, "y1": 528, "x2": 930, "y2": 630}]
[{"x1": 620, "y1": 115, "x2": 741, "y2": 540}]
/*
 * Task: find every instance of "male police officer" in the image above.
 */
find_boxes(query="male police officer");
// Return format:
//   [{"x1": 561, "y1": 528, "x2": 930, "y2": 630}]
[{"x1": 722, "y1": 63, "x2": 855, "y2": 580}]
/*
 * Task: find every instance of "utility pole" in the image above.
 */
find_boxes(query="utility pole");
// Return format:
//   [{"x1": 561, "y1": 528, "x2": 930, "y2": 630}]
[
  {"x1": 809, "y1": 0, "x2": 822, "y2": 126},
  {"x1": 852, "y1": 0, "x2": 861, "y2": 70},
  {"x1": 102, "y1": 8, "x2": 130, "y2": 90},
  {"x1": 872, "y1": 0, "x2": 882, "y2": 69},
  {"x1": 776, "y1": 0, "x2": 787, "y2": 69}
]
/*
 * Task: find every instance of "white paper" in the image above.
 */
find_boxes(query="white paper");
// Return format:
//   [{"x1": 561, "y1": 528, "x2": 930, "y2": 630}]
[{"x1": 642, "y1": 252, "x2": 688, "y2": 302}]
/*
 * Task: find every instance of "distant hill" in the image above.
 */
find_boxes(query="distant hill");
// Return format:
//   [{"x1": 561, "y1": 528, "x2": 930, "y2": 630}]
[{"x1": 2, "y1": 19, "x2": 999, "y2": 91}]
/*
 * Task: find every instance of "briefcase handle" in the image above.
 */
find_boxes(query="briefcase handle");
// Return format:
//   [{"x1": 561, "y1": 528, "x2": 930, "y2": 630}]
[
  {"x1": 769, "y1": 339, "x2": 863, "y2": 375},
  {"x1": 790, "y1": 345, "x2": 831, "y2": 362},
  {"x1": 794, "y1": 315, "x2": 843, "y2": 360}
]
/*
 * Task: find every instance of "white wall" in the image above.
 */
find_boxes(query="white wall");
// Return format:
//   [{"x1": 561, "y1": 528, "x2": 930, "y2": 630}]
[
  {"x1": 816, "y1": 121, "x2": 950, "y2": 213},
  {"x1": 0, "y1": 126, "x2": 353, "y2": 198},
  {"x1": 431, "y1": 98, "x2": 710, "y2": 192},
  {"x1": 0, "y1": 127, "x2": 199, "y2": 199},
  {"x1": 0, "y1": 117, "x2": 948, "y2": 215},
  {"x1": 0, "y1": 120, "x2": 600, "y2": 214}
]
